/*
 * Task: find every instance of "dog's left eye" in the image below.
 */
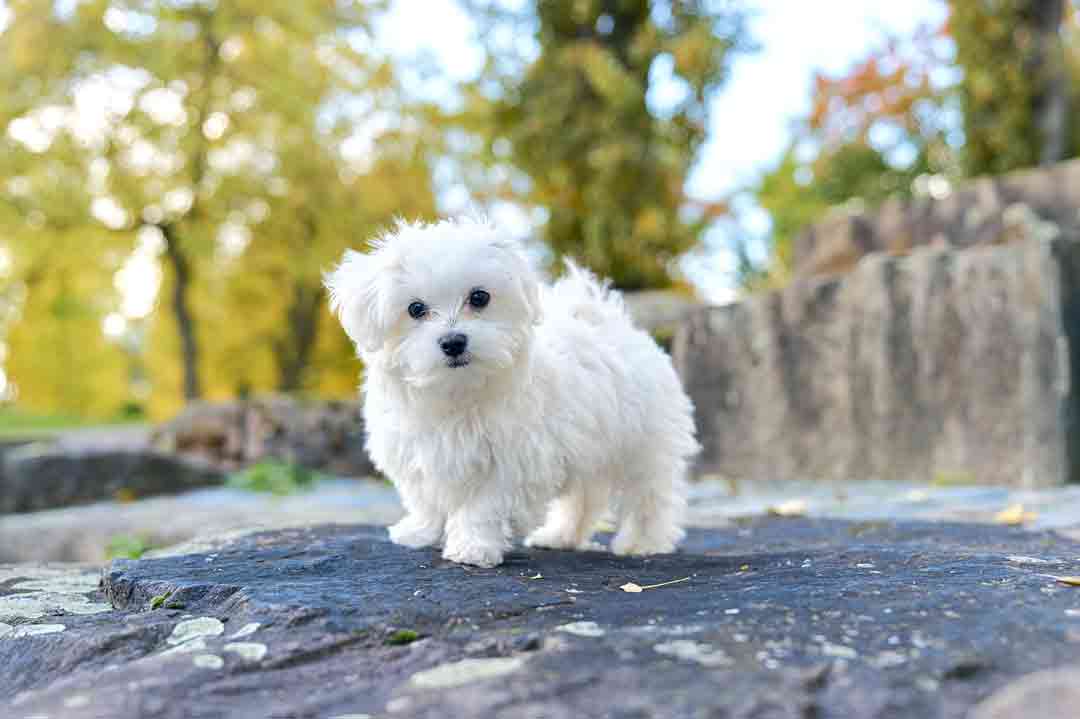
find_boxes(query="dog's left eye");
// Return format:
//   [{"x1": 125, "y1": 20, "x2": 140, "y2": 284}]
[
  {"x1": 468, "y1": 289, "x2": 490, "y2": 309},
  {"x1": 407, "y1": 301, "x2": 428, "y2": 320}
]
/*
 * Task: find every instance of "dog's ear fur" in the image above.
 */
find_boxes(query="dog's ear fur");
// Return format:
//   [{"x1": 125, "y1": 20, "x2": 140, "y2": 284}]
[
  {"x1": 491, "y1": 236, "x2": 543, "y2": 327},
  {"x1": 519, "y1": 263, "x2": 543, "y2": 326},
  {"x1": 325, "y1": 248, "x2": 388, "y2": 354}
]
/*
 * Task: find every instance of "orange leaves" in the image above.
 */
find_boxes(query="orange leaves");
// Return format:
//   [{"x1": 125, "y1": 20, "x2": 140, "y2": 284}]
[{"x1": 807, "y1": 23, "x2": 946, "y2": 147}]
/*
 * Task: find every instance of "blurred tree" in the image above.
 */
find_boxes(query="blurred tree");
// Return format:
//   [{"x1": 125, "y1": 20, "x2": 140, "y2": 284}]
[
  {"x1": 949, "y1": 0, "x2": 1069, "y2": 174},
  {"x1": 747, "y1": 27, "x2": 955, "y2": 285},
  {"x1": 749, "y1": 2, "x2": 1079, "y2": 287},
  {"x1": 203, "y1": 139, "x2": 438, "y2": 402},
  {"x1": 0, "y1": 0, "x2": 438, "y2": 418},
  {"x1": 464, "y1": 0, "x2": 748, "y2": 290},
  {"x1": 3, "y1": 233, "x2": 130, "y2": 417}
]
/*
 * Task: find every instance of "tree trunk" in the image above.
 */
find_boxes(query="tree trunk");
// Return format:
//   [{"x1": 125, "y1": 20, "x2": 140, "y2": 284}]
[
  {"x1": 1029, "y1": 0, "x2": 1068, "y2": 166},
  {"x1": 275, "y1": 281, "x2": 325, "y2": 394},
  {"x1": 160, "y1": 223, "x2": 202, "y2": 401}
]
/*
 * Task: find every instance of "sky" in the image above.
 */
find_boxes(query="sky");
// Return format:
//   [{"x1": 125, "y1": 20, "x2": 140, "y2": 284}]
[{"x1": 376, "y1": 0, "x2": 948, "y2": 301}]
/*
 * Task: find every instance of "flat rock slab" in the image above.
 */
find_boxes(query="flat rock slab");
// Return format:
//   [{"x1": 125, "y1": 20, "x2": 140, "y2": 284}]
[
  {"x1": 5, "y1": 520, "x2": 1080, "y2": 718},
  {"x1": 1, "y1": 444, "x2": 223, "y2": 514}
]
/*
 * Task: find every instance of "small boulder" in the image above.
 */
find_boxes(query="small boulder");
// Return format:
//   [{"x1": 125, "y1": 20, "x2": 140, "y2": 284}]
[
  {"x1": 0, "y1": 444, "x2": 223, "y2": 514},
  {"x1": 151, "y1": 397, "x2": 374, "y2": 478}
]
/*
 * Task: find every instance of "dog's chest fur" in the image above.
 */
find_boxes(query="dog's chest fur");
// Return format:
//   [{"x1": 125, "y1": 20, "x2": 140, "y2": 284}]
[{"x1": 365, "y1": 379, "x2": 573, "y2": 514}]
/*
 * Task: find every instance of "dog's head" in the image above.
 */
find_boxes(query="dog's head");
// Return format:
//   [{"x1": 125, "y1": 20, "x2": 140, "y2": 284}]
[{"x1": 326, "y1": 217, "x2": 542, "y2": 389}]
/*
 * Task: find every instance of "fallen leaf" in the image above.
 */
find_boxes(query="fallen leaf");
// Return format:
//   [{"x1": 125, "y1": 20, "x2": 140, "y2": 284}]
[
  {"x1": 768, "y1": 499, "x2": 808, "y2": 518},
  {"x1": 528, "y1": 573, "x2": 543, "y2": 580},
  {"x1": 620, "y1": 577, "x2": 690, "y2": 593},
  {"x1": 1052, "y1": 576, "x2": 1080, "y2": 586},
  {"x1": 994, "y1": 504, "x2": 1037, "y2": 525},
  {"x1": 114, "y1": 488, "x2": 138, "y2": 503}
]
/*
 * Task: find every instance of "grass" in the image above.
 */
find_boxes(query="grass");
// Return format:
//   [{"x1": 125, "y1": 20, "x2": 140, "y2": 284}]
[
  {"x1": 106, "y1": 534, "x2": 160, "y2": 560},
  {"x1": 0, "y1": 406, "x2": 146, "y2": 439},
  {"x1": 385, "y1": 629, "x2": 421, "y2": 646},
  {"x1": 227, "y1": 459, "x2": 321, "y2": 496}
]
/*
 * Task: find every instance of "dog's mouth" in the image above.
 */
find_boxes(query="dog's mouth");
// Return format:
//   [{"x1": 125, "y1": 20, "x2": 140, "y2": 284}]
[{"x1": 446, "y1": 355, "x2": 471, "y2": 369}]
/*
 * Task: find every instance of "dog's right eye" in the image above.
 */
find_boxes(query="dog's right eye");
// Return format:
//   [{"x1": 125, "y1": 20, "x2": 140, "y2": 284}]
[{"x1": 407, "y1": 301, "x2": 428, "y2": 320}]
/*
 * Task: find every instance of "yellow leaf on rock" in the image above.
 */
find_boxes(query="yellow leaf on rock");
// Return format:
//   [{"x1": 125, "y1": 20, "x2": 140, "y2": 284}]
[
  {"x1": 769, "y1": 499, "x2": 808, "y2": 518},
  {"x1": 620, "y1": 582, "x2": 644, "y2": 593},
  {"x1": 114, "y1": 488, "x2": 138, "y2": 503},
  {"x1": 1052, "y1": 576, "x2": 1080, "y2": 586},
  {"x1": 994, "y1": 504, "x2": 1037, "y2": 525}
]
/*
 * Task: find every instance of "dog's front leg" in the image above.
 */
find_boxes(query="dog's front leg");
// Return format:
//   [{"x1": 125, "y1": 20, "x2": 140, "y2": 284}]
[
  {"x1": 442, "y1": 493, "x2": 510, "y2": 568},
  {"x1": 388, "y1": 477, "x2": 445, "y2": 549}
]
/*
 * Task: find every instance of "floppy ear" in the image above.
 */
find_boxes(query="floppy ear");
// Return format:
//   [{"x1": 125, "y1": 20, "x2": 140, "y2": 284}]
[
  {"x1": 325, "y1": 249, "x2": 388, "y2": 354},
  {"x1": 518, "y1": 262, "x2": 543, "y2": 326},
  {"x1": 492, "y1": 236, "x2": 543, "y2": 326}
]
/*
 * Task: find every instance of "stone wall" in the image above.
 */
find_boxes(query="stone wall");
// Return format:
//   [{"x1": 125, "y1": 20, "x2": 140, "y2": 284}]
[
  {"x1": 674, "y1": 234, "x2": 1080, "y2": 487},
  {"x1": 794, "y1": 158, "x2": 1080, "y2": 278}
]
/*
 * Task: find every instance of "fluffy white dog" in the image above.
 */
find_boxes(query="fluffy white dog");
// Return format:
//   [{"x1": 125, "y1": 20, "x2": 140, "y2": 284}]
[{"x1": 325, "y1": 217, "x2": 698, "y2": 568}]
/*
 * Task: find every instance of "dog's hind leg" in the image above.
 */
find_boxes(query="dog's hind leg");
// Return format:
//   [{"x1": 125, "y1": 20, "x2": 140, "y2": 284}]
[
  {"x1": 525, "y1": 478, "x2": 607, "y2": 552},
  {"x1": 611, "y1": 457, "x2": 687, "y2": 557}
]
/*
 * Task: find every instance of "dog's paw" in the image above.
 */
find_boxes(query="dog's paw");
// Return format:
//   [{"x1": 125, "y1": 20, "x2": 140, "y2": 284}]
[
  {"x1": 524, "y1": 526, "x2": 575, "y2": 551},
  {"x1": 389, "y1": 516, "x2": 443, "y2": 549},
  {"x1": 442, "y1": 542, "x2": 504, "y2": 568}
]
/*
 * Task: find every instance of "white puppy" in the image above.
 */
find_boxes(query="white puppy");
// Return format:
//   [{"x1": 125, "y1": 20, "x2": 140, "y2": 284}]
[{"x1": 325, "y1": 217, "x2": 698, "y2": 568}]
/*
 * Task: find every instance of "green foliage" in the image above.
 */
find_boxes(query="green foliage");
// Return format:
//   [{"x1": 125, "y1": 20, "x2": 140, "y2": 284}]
[
  {"x1": 227, "y1": 460, "x2": 319, "y2": 496},
  {"x1": 149, "y1": 591, "x2": 172, "y2": 610},
  {"x1": 0, "y1": 1, "x2": 438, "y2": 420},
  {"x1": 750, "y1": 2, "x2": 1078, "y2": 286},
  {"x1": 746, "y1": 25, "x2": 954, "y2": 285},
  {"x1": 0, "y1": 407, "x2": 137, "y2": 436},
  {"x1": 106, "y1": 534, "x2": 158, "y2": 560},
  {"x1": 470, "y1": 0, "x2": 749, "y2": 290},
  {"x1": 754, "y1": 141, "x2": 932, "y2": 285},
  {"x1": 385, "y1": 629, "x2": 421, "y2": 646},
  {"x1": 949, "y1": 0, "x2": 1069, "y2": 175}
]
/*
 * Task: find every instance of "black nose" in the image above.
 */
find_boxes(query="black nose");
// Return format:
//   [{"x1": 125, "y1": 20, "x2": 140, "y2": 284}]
[{"x1": 439, "y1": 333, "x2": 468, "y2": 357}]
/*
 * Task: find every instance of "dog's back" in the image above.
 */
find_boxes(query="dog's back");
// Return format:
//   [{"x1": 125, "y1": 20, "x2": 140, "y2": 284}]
[
  {"x1": 546, "y1": 259, "x2": 631, "y2": 327},
  {"x1": 534, "y1": 258, "x2": 698, "y2": 556}
]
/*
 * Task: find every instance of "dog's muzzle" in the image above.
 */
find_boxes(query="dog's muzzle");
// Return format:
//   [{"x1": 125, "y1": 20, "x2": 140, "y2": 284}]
[
  {"x1": 439, "y1": 333, "x2": 468, "y2": 358},
  {"x1": 439, "y1": 333, "x2": 471, "y2": 367}
]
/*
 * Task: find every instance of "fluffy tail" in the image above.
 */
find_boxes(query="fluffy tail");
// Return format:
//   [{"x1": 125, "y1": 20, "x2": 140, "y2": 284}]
[{"x1": 550, "y1": 259, "x2": 628, "y2": 327}]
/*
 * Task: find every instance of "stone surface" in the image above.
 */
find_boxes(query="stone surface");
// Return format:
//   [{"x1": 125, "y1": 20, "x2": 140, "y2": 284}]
[
  {"x1": 5, "y1": 520, "x2": 1080, "y2": 717},
  {"x1": 0, "y1": 477, "x2": 402, "y2": 563},
  {"x1": 969, "y1": 665, "x2": 1080, "y2": 719},
  {"x1": 151, "y1": 396, "x2": 375, "y2": 477},
  {"x1": 623, "y1": 290, "x2": 701, "y2": 337},
  {"x1": 793, "y1": 158, "x2": 1080, "y2": 278},
  {"x1": 674, "y1": 234, "x2": 1080, "y2": 487},
  {"x1": 15, "y1": 474, "x2": 1080, "y2": 564},
  {"x1": 0, "y1": 442, "x2": 224, "y2": 514}
]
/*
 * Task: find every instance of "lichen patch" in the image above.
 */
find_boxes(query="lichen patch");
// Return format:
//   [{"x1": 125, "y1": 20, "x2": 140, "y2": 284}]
[
  {"x1": 408, "y1": 657, "x2": 528, "y2": 690},
  {"x1": 167, "y1": 617, "x2": 225, "y2": 646},
  {"x1": 193, "y1": 654, "x2": 225, "y2": 670},
  {"x1": 555, "y1": 621, "x2": 605, "y2": 637},
  {"x1": 224, "y1": 642, "x2": 268, "y2": 662},
  {"x1": 653, "y1": 640, "x2": 733, "y2": 667}
]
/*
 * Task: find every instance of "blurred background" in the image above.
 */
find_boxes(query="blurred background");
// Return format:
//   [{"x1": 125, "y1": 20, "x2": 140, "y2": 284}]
[
  {"x1": 7, "y1": 1, "x2": 1080, "y2": 564},
  {"x1": 3, "y1": 0, "x2": 1051, "y2": 426}
]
